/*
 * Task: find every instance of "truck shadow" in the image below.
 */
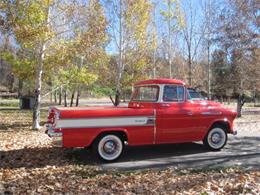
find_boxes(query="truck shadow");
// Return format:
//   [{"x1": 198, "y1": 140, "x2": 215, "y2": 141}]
[
  {"x1": 75, "y1": 136, "x2": 260, "y2": 171},
  {"x1": 1, "y1": 136, "x2": 260, "y2": 171},
  {"x1": 0, "y1": 142, "x2": 206, "y2": 169},
  {"x1": 100, "y1": 136, "x2": 260, "y2": 171},
  {"x1": 77, "y1": 142, "x2": 208, "y2": 163}
]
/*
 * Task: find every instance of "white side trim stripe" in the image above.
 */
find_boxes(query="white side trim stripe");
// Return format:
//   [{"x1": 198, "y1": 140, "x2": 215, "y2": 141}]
[{"x1": 55, "y1": 116, "x2": 154, "y2": 129}]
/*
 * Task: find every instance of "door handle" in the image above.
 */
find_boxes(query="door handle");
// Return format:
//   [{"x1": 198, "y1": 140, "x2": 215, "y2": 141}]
[
  {"x1": 135, "y1": 103, "x2": 144, "y2": 108},
  {"x1": 161, "y1": 103, "x2": 170, "y2": 108}
]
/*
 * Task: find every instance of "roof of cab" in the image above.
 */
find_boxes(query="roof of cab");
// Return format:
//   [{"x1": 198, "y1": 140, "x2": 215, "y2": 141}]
[{"x1": 134, "y1": 78, "x2": 185, "y2": 86}]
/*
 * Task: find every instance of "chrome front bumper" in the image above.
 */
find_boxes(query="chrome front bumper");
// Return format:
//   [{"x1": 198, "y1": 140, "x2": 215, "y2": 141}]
[{"x1": 232, "y1": 130, "x2": 237, "y2": 135}]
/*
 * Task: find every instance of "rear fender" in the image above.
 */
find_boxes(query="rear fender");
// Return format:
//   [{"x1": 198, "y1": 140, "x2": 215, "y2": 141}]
[{"x1": 90, "y1": 128, "x2": 129, "y2": 145}]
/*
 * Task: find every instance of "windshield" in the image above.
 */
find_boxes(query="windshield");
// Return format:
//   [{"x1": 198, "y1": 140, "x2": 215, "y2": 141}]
[
  {"x1": 187, "y1": 88, "x2": 204, "y2": 100},
  {"x1": 163, "y1": 85, "x2": 184, "y2": 102},
  {"x1": 132, "y1": 85, "x2": 159, "y2": 102}
]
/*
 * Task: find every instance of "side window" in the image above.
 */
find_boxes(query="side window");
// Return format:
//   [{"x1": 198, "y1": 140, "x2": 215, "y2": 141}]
[{"x1": 163, "y1": 85, "x2": 184, "y2": 102}]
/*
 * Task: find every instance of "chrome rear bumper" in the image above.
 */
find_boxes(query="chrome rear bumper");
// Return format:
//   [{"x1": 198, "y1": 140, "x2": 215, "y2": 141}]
[{"x1": 46, "y1": 124, "x2": 62, "y2": 137}]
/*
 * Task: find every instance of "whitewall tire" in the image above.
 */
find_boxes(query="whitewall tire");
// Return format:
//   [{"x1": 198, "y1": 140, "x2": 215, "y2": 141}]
[
  {"x1": 203, "y1": 126, "x2": 227, "y2": 150},
  {"x1": 94, "y1": 134, "x2": 123, "y2": 161}
]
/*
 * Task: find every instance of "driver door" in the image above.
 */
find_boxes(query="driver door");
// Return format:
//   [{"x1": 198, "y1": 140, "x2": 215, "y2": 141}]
[{"x1": 156, "y1": 85, "x2": 202, "y2": 143}]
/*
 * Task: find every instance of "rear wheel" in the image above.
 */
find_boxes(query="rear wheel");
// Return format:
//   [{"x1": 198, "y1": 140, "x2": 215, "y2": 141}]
[
  {"x1": 93, "y1": 134, "x2": 124, "y2": 162},
  {"x1": 203, "y1": 126, "x2": 227, "y2": 150}
]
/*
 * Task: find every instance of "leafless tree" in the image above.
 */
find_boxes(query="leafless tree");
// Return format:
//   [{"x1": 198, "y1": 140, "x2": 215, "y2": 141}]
[{"x1": 181, "y1": 0, "x2": 205, "y2": 86}]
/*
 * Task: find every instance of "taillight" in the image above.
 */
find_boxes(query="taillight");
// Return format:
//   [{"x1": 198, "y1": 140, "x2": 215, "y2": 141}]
[
  {"x1": 47, "y1": 118, "x2": 54, "y2": 124},
  {"x1": 47, "y1": 108, "x2": 55, "y2": 124},
  {"x1": 54, "y1": 128, "x2": 62, "y2": 133}
]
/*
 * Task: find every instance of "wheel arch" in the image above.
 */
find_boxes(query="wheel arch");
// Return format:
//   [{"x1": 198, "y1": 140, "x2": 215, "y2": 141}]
[
  {"x1": 208, "y1": 120, "x2": 231, "y2": 134},
  {"x1": 90, "y1": 129, "x2": 129, "y2": 146}
]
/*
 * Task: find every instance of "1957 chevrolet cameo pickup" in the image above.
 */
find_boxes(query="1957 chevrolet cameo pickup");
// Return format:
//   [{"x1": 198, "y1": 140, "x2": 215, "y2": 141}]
[{"x1": 46, "y1": 79, "x2": 237, "y2": 161}]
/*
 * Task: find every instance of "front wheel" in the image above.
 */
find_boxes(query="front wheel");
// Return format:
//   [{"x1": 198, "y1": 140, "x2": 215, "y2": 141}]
[
  {"x1": 203, "y1": 126, "x2": 227, "y2": 150},
  {"x1": 93, "y1": 134, "x2": 124, "y2": 162}
]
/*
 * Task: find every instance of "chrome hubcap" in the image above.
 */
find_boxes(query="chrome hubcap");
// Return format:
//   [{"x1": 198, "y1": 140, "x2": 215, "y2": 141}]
[
  {"x1": 207, "y1": 128, "x2": 227, "y2": 149},
  {"x1": 103, "y1": 141, "x2": 117, "y2": 154},
  {"x1": 211, "y1": 133, "x2": 221, "y2": 143}
]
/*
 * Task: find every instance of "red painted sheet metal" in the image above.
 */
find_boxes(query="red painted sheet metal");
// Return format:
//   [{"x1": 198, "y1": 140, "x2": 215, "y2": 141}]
[
  {"x1": 62, "y1": 125, "x2": 154, "y2": 148},
  {"x1": 57, "y1": 106, "x2": 154, "y2": 119}
]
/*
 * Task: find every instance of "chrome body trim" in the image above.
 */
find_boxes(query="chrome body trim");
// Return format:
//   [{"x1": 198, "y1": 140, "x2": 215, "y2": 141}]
[
  {"x1": 153, "y1": 109, "x2": 157, "y2": 144},
  {"x1": 55, "y1": 116, "x2": 155, "y2": 129},
  {"x1": 201, "y1": 111, "x2": 222, "y2": 115}
]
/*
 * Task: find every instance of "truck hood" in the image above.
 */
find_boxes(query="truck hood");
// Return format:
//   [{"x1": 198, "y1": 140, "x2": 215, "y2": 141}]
[
  {"x1": 194, "y1": 100, "x2": 237, "y2": 116},
  {"x1": 191, "y1": 100, "x2": 223, "y2": 107},
  {"x1": 55, "y1": 106, "x2": 154, "y2": 119}
]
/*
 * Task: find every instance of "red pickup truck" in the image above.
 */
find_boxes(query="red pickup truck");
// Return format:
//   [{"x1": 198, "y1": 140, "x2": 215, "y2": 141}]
[{"x1": 46, "y1": 79, "x2": 237, "y2": 161}]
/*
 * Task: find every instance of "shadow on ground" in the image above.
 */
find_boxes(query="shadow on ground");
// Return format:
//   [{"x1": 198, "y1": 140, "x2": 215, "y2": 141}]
[
  {"x1": 73, "y1": 136, "x2": 260, "y2": 171},
  {"x1": 0, "y1": 123, "x2": 30, "y2": 130},
  {"x1": 1, "y1": 136, "x2": 260, "y2": 171},
  {"x1": 0, "y1": 143, "x2": 206, "y2": 169}
]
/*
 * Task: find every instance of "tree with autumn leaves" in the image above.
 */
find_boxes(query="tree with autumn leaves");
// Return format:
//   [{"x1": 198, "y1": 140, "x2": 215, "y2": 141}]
[
  {"x1": 212, "y1": 0, "x2": 260, "y2": 116},
  {"x1": 1, "y1": 0, "x2": 56, "y2": 129},
  {"x1": 103, "y1": 0, "x2": 154, "y2": 106},
  {"x1": 0, "y1": 0, "x2": 157, "y2": 128},
  {"x1": 0, "y1": 0, "x2": 108, "y2": 129}
]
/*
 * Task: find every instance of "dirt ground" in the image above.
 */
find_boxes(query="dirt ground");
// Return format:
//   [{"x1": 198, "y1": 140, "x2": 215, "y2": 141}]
[{"x1": 0, "y1": 109, "x2": 260, "y2": 194}]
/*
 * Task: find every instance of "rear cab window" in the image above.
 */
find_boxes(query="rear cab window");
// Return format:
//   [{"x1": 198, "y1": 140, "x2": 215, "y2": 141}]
[
  {"x1": 163, "y1": 85, "x2": 184, "y2": 102},
  {"x1": 132, "y1": 85, "x2": 159, "y2": 102}
]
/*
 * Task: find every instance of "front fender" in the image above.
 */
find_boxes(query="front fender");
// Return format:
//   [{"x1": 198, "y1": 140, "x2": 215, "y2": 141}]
[{"x1": 207, "y1": 117, "x2": 235, "y2": 134}]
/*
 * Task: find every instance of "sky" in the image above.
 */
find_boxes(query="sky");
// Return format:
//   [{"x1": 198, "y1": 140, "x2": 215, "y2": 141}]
[
  {"x1": 0, "y1": 0, "x2": 208, "y2": 59},
  {"x1": 104, "y1": 0, "x2": 206, "y2": 56}
]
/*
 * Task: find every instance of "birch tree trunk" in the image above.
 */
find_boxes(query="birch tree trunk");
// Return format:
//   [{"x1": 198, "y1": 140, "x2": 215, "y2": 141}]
[
  {"x1": 236, "y1": 80, "x2": 245, "y2": 117},
  {"x1": 236, "y1": 94, "x2": 245, "y2": 118},
  {"x1": 188, "y1": 49, "x2": 192, "y2": 86},
  {"x1": 114, "y1": 0, "x2": 123, "y2": 106},
  {"x1": 167, "y1": 0, "x2": 172, "y2": 79},
  {"x1": 207, "y1": 40, "x2": 211, "y2": 99},
  {"x1": 32, "y1": 2, "x2": 50, "y2": 130},
  {"x1": 32, "y1": 44, "x2": 45, "y2": 130},
  {"x1": 204, "y1": 0, "x2": 213, "y2": 100},
  {"x1": 183, "y1": 0, "x2": 204, "y2": 87},
  {"x1": 152, "y1": 2, "x2": 157, "y2": 78}
]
